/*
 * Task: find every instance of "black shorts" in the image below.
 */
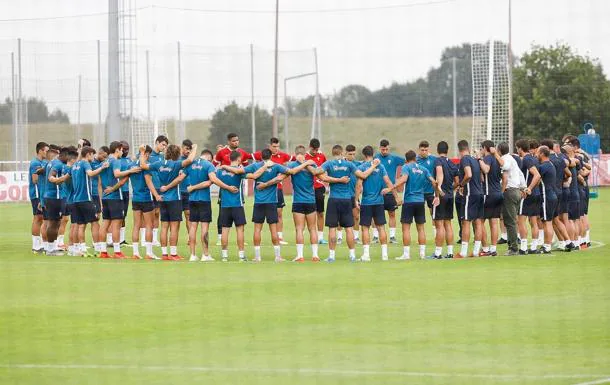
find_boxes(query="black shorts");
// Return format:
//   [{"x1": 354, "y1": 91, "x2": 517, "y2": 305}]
[
  {"x1": 455, "y1": 193, "x2": 464, "y2": 221},
  {"x1": 92, "y1": 195, "x2": 102, "y2": 214},
  {"x1": 579, "y1": 189, "x2": 587, "y2": 216},
  {"x1": 132, "y1": 201, "x2": 155, "y2": 213},
  {"x1": 72, "y1": 201, "x2": 98, "y2": 225},
  {"x1": 31, "y1": 198, "x2": 43, "y2": 216},
  {"x1": 220, "y1": 206, "x2": 247, "y2": 228},
  {"x1": 462, "y1": 194, "x2": 484, "y2": 221},
  {"x1": 189, "y1": 201, "x2": 212, "y2": 223},
  {"x1": 277, "y1": 188, "x2": 286, "y2": 209},
  {"x1": 583, "y1": 187, "x2": 590, "y2": 215},
  {"x1": 568, "y1": 201, "x2": 580, "y2": 221},
  {"x1": 102, "y1": 199, "x2": 124, "y2": 220},
  {"x1": 351, "y1": 196, "x2": 358, "y2": 209},
  {"x1": 540, "y1": 196, "x2": 558, "y2": 222},
  {"x1": 253, "y1": 203, "x2": 279, "y2": 224},
  {"x1": 432, "y1": 195, "x2": 454, "y2": 221},
  {"x1": 519, "y1": 195, "x2": 540, "y2": 217},
  {"x1": 315, "y1": 187, "x2": 326, "y2": 213},
  {"x1": 62, "y1": 201, "x2": 71, "y2": 217},
  {"x1": 181, "y1": 193, "x2": 190, "y2": 212},
  {"x1": 160, "y1": 200, "x2": 183, "y2": 222},
  {"x1": 42, "y1": 206, "x2": 49, "y2": 220},
  {"x1": 45, "y1": 198, "x2": 64, "y2": 221},
  {"x1": 121, "y1": 191, "x2": 130, "y2": 218},
  {"x1": 559, "y1": 189, "x2": 569, "y2": 215},
  {"x1": 383, "y1": 193, "x2": 398, "y2": 212},
  {"x1": 424, "y1": 193, "x2": 435, "y2": 209},
  {"x1": 401, "y1": 202, "x2": 426, "y2": 224},
  {"x1": 325, "y1": 198, "x2": 354, "y2": 228},
  {"x1": 483, "y1": 193, "x2": 503, "y2": 219},
  {"x1": 152, "y1": 193, "x2": 160, "y2": 209},
  {"x1": 292, "y1": 202, "x2": 317, "y2": 215},
  {"x1": 360, "y1": 204, "x2": 386, "y2": 227}
]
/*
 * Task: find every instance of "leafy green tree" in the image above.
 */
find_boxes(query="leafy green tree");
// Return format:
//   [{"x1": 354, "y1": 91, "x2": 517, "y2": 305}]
[
  {"x1": 333, "y1": 85, "x2": 372, "y2": 117},
  {"x1": 0, "y1": 97, "x2": 70, "y2": 124},
  {"x1": 207, "y1": 101, "x2": 272, "y2": 152}
]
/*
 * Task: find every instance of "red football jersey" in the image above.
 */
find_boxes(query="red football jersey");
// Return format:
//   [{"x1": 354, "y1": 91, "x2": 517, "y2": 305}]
[
  {"x1": 253, "y1": 151, "x2": 294, "y2": 188},
  {"x1": 215, "y1": 147, "x2": 252, "y2": 166},
  {"x1": 305, "y1": 151, "x2": 327, "y2": 189}
]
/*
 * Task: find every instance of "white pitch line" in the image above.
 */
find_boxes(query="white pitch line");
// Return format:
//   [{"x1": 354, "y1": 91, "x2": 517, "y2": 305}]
[
  {"x1": 0, "y1": 363, "x2": 607, "y2": 381},
  {"x1": 572, "y1": 377, "x2": 610, "y2": 385}
]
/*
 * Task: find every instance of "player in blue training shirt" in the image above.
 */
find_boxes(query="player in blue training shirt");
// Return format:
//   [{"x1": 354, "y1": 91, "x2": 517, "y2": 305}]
[
  {"x1": 356, "y1": 145, "x2": 397, "y2": 262},
  {"x1": 416, "y1": 140, "x2": 438, "y2": 218},
  {"x1": 374, "y1": 139, "x2": 404, "y2": 244},
  {"x1": 339, "y1": 144, "x2": 362, "y2": 245},
  {"x1": 89, "y1": 146, "x2": 109, "y2": 253},
  {"x1": 183, "y1": 149, "x2": 234, "y2": 262},
  {"x1": 29, "y1": 142, "x2": 49, "y2": 253},
  {"x1": 149, "y1": 135, "x2": 169, "y2": 247},
  {"x1": 394, "y1": 150, "x2": 439, "y2": 260},
  {"x1": 515, "y1": 139, "x2": 542, "y2": 254},
  {"x1": 432, "y1": 141, "x2": 459, "y2": 259},
  {"x1": 43, "y1": 147, "x2": 73, "y2": 256},
  {"x1": 478, "y1": 140, "x2": 503, "y2": 257},
  {"x1": 457, "y1": 140, "x2": 484, "y2": 258},
  {"x1": 116, "y1": 141, "x2": 132, "y2": 245},
  {"x1": 215, "y1": 150, "x2": 268, "y2": 262},
  {"x1": 536, "y1": 145, "x2": 558, "y2": 254},
  {"x1": 179, "y1": 139, "x2": 194, "y2": 234},
  {"x1": 140, "y1": 143, "x2": 197, "y2": 260},
  {"x1": 321, "y1": 144, "x2": 380, "y2": 263}
]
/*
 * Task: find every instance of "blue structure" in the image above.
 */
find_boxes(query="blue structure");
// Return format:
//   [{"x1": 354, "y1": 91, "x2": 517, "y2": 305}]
[{"x1": 578, "y1": 122, "x2": 601, "y2": 199}]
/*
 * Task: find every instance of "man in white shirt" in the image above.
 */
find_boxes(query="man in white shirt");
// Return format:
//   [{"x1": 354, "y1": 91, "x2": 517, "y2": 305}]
[{"x1": 492, "y1": 143, "x2": 526, "y2": 255}]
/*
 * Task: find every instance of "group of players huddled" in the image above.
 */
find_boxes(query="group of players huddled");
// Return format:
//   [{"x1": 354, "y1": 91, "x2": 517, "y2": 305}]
[{"x1": 27, "y1": 131, "x2": 592, "y2": 262}]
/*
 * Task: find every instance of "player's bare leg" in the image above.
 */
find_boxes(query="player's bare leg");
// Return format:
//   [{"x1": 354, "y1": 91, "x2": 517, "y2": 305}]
[
  {"x1": 131, "y1": 211, "x2": 143, "y2": 258},
  {"x1": 221, "y1": 227, "x2": 230, "y2": 261},
  {"x1": 398, "y1": 223, "x2": 411, "y2": 260},
  {"x1": 326, "y1": 227, "x2": 337, "y2": 262},
  {"x1": 31, "y1": 214, "x2": 43, "y2": 252},
  {"x1": 305, "y1": 212, "x2": 319, "y2": 261},
  {"x1": 236, "y1": 225, "x2": 246, "y2": 261},
  {"x1": 269, "y1": 223, "x2": 283, "y2": 262},
  {"x1": 141, "y1": 211, "x2": 156, "y2": 259},
  {"x1": 253, "y1": 223, "x2": 264, "y2": 262},
  {"x1": 199, "y1": 222, "x2": 211, "y2": 261},
  {"x1": 433, "y1": 219, "x2": 445, "y2": 259},
  {"x1": 528, "y1": 216, "x2": 540, "y2": 253}
]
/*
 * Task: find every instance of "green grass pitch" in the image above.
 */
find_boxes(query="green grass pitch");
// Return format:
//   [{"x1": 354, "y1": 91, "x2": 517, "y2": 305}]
[{"x1": 1, "y1": 192, "x2": 609, "y2": 385}]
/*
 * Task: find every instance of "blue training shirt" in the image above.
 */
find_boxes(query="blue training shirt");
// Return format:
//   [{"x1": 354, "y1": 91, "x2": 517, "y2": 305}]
[
  {"x1": 179, "y1": 155, "x2": 190, "y2": 196},
  {"x1": 358, "y1": 161, "x2": 388, "y2": 206},
  {"x1": 244, "y1": 162, "x2": 289, "y2": 204},
  {"x1": 374, "y1": 152, "x2": 404, "y2": 184},
  {"x1": 63, "y1": 165, "x2": 73, "y2": 204},
  {"x1": 416, "y1": 154, "x2": 438, "y2": 194},
  {"x1": 459, "y1": 155, "x2": 483, "y2": 196},
  {"x1": 539, "y1": 160, "x2": 557, "y2": 201},
  {"x1": 43, "y1": 158, "x2": 65, "y2": 200},
  {"x1": 348, "y1": 160, "x2": 362, "y2": 198},
  {"x1": 119, "y1": 157, "x2": 131, "y2": 193},
  {"x1": 521, "y1": 154, "x2": 540, "y2": 196},
  {"x1": 216, "y1": 167, "x2": 245, "y2": 208},
  {"x1": 402, "y1": 163, "x2": 432, "y2": 203},
  {"x1": 183, "y1": 158, "x2": 216, "y2": 202},
  {"x1": 149, "y1": 159, "x2": 184, "y2": 202},
  {"x1": 71, "y1": 160, "x2": 93, "y2": 203},
  {"x1": 28, "y1": 157, "x2": 44, "y2": 200},
  {"x1": 149, "y1": 150, "x2": 164, "y2": 190},
  {"x1": 287, "y1": 161, "x2": 316, "y2": 204},
  {"x1": 129, "y1": 160, "x2": 153, "y2": 203},
  {"x1": 482, "y1": 154, "x2": 502, "y2": 195},
  {"x1": 434, "y1": 156, "x2": 458, "y2": 195},
  {"x1": 90, "y1": 158, "x2": 104, "y2": 197},
  {"x1": 100, "y1": 155, "x2": 123, "y2": 200},
  {"x1": 321, "y1": 159, "x2": 358, "y2": 200}
]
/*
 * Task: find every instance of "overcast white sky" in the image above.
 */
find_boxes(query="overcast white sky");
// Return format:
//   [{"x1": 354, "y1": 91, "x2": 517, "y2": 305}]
[{"x1": 0, "y1": 0, "x2": 608, "y2": 121}]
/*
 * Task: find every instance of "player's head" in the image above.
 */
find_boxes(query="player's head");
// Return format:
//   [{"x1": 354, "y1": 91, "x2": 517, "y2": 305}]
[
  {"x1": 294, "y1": 145, "x2": 306, "y2": 156},
  {"x1": 562, "y1": 144, "x2": 575, "y2": 157},
  {"x1": 109, "y1": 141, "x2": 123, "y2": 157},
  {"x1": 331, "y1": 144, "x2": 343, "y2": 157},
  {"x1": 80, "y1": 146, "x2": 96, "y2": 162},
  {"x1": 481, "y1": 140, "x2": 494, "y2": 155},
  {"x1": 229, "y1": 149, "x2": 242, "y2": 164},
  {"x1": 120, "y1": 140, "x2": 130, "y2": 158},
  {"x1": 66, "y1": 148, "x2": 79, "y2": 166},
  {"x1": 457, "y1": 140, "x2": 470, "y2": 155},
  {"x1": 309, "y1": 138, "x2": 320, "y2": 154},
  {"x1": 345, "y1": 144, "x2": 356, "y2": 161},
  {"x1": 97, "y1": 146, "x2": 110, "y2": 161},
  {"x1": 141, "y1": 145, "x2": 153, "y2": 155},
  {"x1": 269, "y1": 137, "x2": 280, "y2": 154},
  {"x1": 200, "y1": 149, "x2": 213, "y2": 162},
  {"x1": 379, "y1": 139, "x2": 390, "y2": 156},
  {"x1": 540, "y1": 139, "x2": 555, "y2": 149},
  {"x1": 47, "y1": 144, "x2": 60, "y2": 160},
  {"x1": 361, "y1": 145, "x2": 374, "y2": 159},
  {"x1": 418, "y1": 141, "x2": 430, "y2": 158},
  {"x1": 77, "y1": 138, "x2": 91, "y2": 149},
  {"x1": 569, "y1": 137, "x2": 581, "y2": 149},
  {"x1": 155, "y1": 135, "x2": 169, "y2": 152},
  {"x1": 35, "y1": 142, "x2": 49, "y2": 158},
  {"x1": 261, "y1": 148, "x2": 272, "y2": 161},
  {"x1": 537, "y1": 145, "x2": 551, "y2": 161},
  {"x1": 181, "y1": 139, "x2": 193, "y2": 157},
  {"x1": 437, "y1": 141, "x2": 449, "y2": 155},
  {"x1": 497, "y1": 142, "x2": 510, "y2": 156},
  {"x1": 562, "y1": 134, "x2": 577, "y2": 145},
  {"x1": 227, "y1": 133, "x2": 239, "y2": 149},
  {"x1": 515, "y1": 139, "x2": 529, "y2": 155},
  {"x1": 216, "y1": 144, "x2": 224, "y2": 151},
  {"x1": 529, "y1": 139, "x2": 540, "y2": 153},
  {"x1": 165, "y1": 144, "x2": 181, "y2": 161},
  {"x1": 405, "y1": 150, "x2": 417, "y2": 163}
]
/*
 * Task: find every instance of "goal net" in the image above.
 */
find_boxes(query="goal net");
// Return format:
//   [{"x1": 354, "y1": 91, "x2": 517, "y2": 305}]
[{"x1": 471, "y1": 41, "x2": 511, "y2": 148}]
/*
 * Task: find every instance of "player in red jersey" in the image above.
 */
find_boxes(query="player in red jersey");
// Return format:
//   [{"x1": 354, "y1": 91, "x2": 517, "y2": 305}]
[
  {"x1": 304, "y1": 138, "x2": 328, "y2": 244},
  {"x1": 253, "y1": 137, "x2": 294, "y2": 245}
]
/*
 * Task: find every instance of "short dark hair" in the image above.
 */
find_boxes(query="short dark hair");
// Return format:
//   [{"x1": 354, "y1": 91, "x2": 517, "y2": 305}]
[
  {"x1": 309, "y1": 138, "x2": 320, "y2": 149},
  {"x1": 481, "y1": 140, "x2": 494, "y2": 151},
  {"x1": 538, "y1": 145, "x2": 551, "y2": 158},
  {"x1": 529, "y1": 139, "x2": 540, "y2": 150},
  {"x1": 498, "y1": 142, "x2": 509, "y2": 156},
  {"x1": 201, "y1": 149, "x2": 213, "y2": 157},
  {"x1": 229, "y1": 150, "x2": 242, "y2": 162},
  {"x1": 345, "y1": 144, "x2": 356, "y2": 152},
  {"x1": 67, "y1": 149, "x2": 79, "y2": 161},
  {"x1": 569, "y1": 138, "x2": 581, "y2": 148},
  {"x1": 418, "y1": 140, "x2": 429, "y2": 148},
  {"x1": 80, "y1": 146, "x2": 96, "y2": 158},
  {"x1": 155, "y1": 135, "x2": 169, "y2": 145},
  {"x1": 80, "y1": 138, "x2": 91, "y2": 147},
  {"x1": 437, "y1": 141, "x2": 449, "y2": 154},
  {"x1": 332, "y1": 145, "x2": 343, "y2": 156},
  {"x1": 540, "y1": 139, "x2": 555, "y2": 149},
  {"x1": 142, "y1": 145, "x2": 153, "y2": 155},
  {"x1": 405, "y1": 150, "x2": 417, "y2": 162},
  {"x1": 49, "y1": 144, "x2": 61, "y2": 153},
  {"x1": 379, "y1": 139, "x2": 389, "y2": 147},
  {"x1": 261, "y1": 148, "x2": 272, "y2": 160},
  {"x1": 99, "y1": 146, "x2": 110, "y2": 155},
  {"x1": 36, "y1": 142, "x2": 49, "y2": 153},
  {"x1": 457, "y1": 140, "x2": 469, "y2": 152},
  {"x1": 109, "y1": 141, "x2": 123, "y2": 154},
  {"x1": 227, "y1": 133, "x2": 238, "y2": 141},
  {"x1": 165, "y1": 144, "x2": 181, "y2": 161},
  {"x1": 120, "y1": 141, "x2": 130, "y2": 158},
  {"x1": 270, "y1": 137, "x2": 280, "y2": 144},
  {"x1": 515, "y1": 139, "x2": 530, "y2": 152},
  {"x1": 362, "y1": 145, "x2": 374, "y2": 158},
  {"x1": 182, "y1": 139, "x2": 193, "y2": 149}
]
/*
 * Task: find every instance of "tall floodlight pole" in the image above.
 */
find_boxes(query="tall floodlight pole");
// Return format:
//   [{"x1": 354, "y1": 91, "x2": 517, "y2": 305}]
[
  {"x1": 452, "y1": 57, "x2": 458, "y2": 157},
  {"x1": 272, "y1": 0, "x2": 279, "y2": 137},
  {"x1": 507, "y1": 0, "x2": 514, "y2": 150},
  {"x1": 108, "y1": 0, "x2": 121, "y2": 141},
  {"x1": 251, "y1": 44, "x2": 256, "y2": 152}
]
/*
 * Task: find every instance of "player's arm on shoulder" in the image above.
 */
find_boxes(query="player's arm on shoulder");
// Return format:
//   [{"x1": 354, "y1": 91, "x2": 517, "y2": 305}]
[
  {"x1": 478, "y1": 157, "x2": 491, "y2": 174},
  {"x1": 161, "y1": 172, "x2": 186, "y2": 192},
  {"x1": 144, "y1": 173, "x2": 162, "y2": 201},
  {"x1": 286, "y1": 160, "x2": 312, "y2": 175},
  {"x1": 87, "y1": 161, "x2": 107, "y2": 177},
  {"x1": 256, "y1": 174, "x2": 286, "y2": 190}
]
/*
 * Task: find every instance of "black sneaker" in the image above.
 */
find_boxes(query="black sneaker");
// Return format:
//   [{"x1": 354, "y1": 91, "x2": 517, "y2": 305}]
[
  {"x1": 587, "y1": 242, "x2": 592, "y2": 248},
  {"x1": 497, "y1": 238, "x2": 508, "y2": 245},
  {"x1": 529, "y1": 248, "x2": 544, "y2": 255},
  {"x1": 505, "y1": 249, "x2": 519, "y2": 256},
  {"x1": 444, "y1": 254, "x2": 454, "y2": 259},
  {"x1": 489, "y1": 251, "x2": 498, "y2": 257},
  {"x1": 518, "y1": 249, "x2": 529, "y2": 255},
  {"x1": 120, "y1": 241, "x2": 130, "y2": 246},
  {"x1": 563, "y1": 243, "x2": 575, "y2": 252},
  {"x1": 541, "y1": 248, "x2": 552, "y2": 254},
  {"x1": 456, "y1": 239, "x2": 462, "y2": 244}
]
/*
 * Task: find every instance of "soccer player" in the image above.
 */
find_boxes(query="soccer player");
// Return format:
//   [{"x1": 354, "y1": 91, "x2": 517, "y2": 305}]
[
  {"x1": 179, "y1": 139, "x2": 193, "y2": 235},
  {"x1": 184, "y1": 149, "x2": 235, "y2": 262},
  {"x1": 71, "y1": 146, "x2": 108, "y2": 257},
  {"x1": 564, "y1": 144, "x2": 582, "y2": 250},
  {"x1": 356, "y1": 145, "x2": 396, "y2": 261},
  {"x1": 117, "y1": 140, "x2": 132, "y2": 245},
  {"x1": 39, "y1": 144, "x2": 61, "y2": 253},
  {"x1": 321, "y1": 145, "x2": 378, "y2": 262},
  {"x1": 215, "y1": 150, "x2": 268, "y2": 262},
  {"x1": 129, "y1": 145, "x2": 161, "y2": 259},
  {"x1": 416, "y1": 141, "x2": 438, "y2": 220},
  {"x1": 456, "y1": 140, "x2": 484, "y2": 258},
  {"x1": 304, "y1": 138, "x2": 328, "y2": 244},
  {"x1": 43, "y1": 147, "x2": 72, "y2": 256},
  {"x1": 253, "y1": 137, "x2": 294, "y2": 245},
  {"x1": 536, "y1": 145, "x2": 558, "y2": 254},
  {"x1": 141, "y1": 143, "x2": 197, "y2": 260},
  {"x1": 29, "y1": 142, "x2": 49, "y2": 253},
  {"x1": 342, "y1": 144, "x2": 362, "y2": 244},
  {"x1": 99, "y1": 141, "x2": 140, "y2": 259},
  {"x1": 432, "y1": 141, "x2": 458, "y2": 259},
  {"x1": 569, "y1": 137, "x2": 592, "y2": 247},
  {"x1": 478, "y1": 140, "x2": 503, "y2": 256},
  {"x1": 374, "y1": 139, "x2": 404, "y2": 244},
  {"x1": 150, "y1": 135, "x2": 169, "y2": 246},
  {"x1": 394, "y1": 150, "x2": 438, "y2": 260},
  {"x1": 90, "y1": 146, "x2": 109, "y2": 253},
  {"x1": 516, "y1": 139, "x2": 542, "y2": 254}
]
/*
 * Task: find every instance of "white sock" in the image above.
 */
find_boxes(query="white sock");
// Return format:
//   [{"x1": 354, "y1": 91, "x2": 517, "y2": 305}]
[
  {"x1": 381, "y1": 244, "x2": 388, "y2": 258},
  {"x1": 585, "y1": 230, "x2": 590, "y2": 243},
  {"x1": 349, "y1": 249, "x2": 356, "y2": 259},
  {"x1": 354, "y1": 230, "x2": 360, "y2": 239},
  {"x1": 296, "y1": 244, "x2": 304, "y2": 258},
  {"x1": 113, "y1": 242, "x2": 121, "y2": 253},
  {"x1": 238, "y1": 250, "x2": 245, "y2": 259},
  {"x1": 32, "y1": 235, "x2": 38, "y2": 249},
  {"x1": 460, "y1": 241, "x2": 469, "y2": 256},
  {"x1": 520, "y1": 239, "x2": 528, "y2": 251},
  {"x1": 538, "y1": 231, "x2": 544, "y2": 244},
  {"x1": 222, "y1": 249, "x2": 228, "y2": 259},
  {"x1": 373, "y1": 228, "x2": 379, "y2": 238},
  {"x1": 217, "y1": 233, "x2": 222, "y2": 241},
  {"x1": 337, "y1": 230, "x2": 343, "y2": 240},
  {"x1": 170, "y1": 246, "x2": 177, "y2": 255},
  {"x1": 402, "y1": 246, "x2": 410, "y2": 258},
  {"x1": 140, "y1": 228, "x2": 146, "y2": 244},
  {"x1": 434, "y1": 246, "x2": 442, "y2": 257},
  {"x1": 161, "y1": 246, "x2": 168, "y2": 255},
  {"x1": 490, "y1": 245, "x2": 497, "y2": 253},
  {"x1": 473, "y1": 241, "x2": 481, "y2": 256},
  {"x1": 80, "y1": 243, "x2": 87, "y2": 253},
  {"x1": 278, "y1": 232, "x2": 283, "y2": 239},
  {"x1": 530, "y1": 239, "x2": 538, "y2": 251},
  {"x1": 329, "y1": 249, "x2": 336, "y2": 259},
  {"x1": 389, "y1": 228, "x2": 396, "y2": 238},
  {"x1": 419, "y1": 245, "x2": 426, "y2": 258},
  {"x1": 311, "y1": 244, "x2": 319, "y2": 257},
  {"x1": 53, "y1": 240, "x2": 59, "y2": 250},
  {"x1": 120, "y1": 227, "x2": 126, "y2": 243},
  {"x1": 500, "y1": 232, "x2": 507, "y2": 240},
  {"x1": 132, "y1": 244, "x2": 139, "y2": 256},
  {"x1": 447, "y1": 245, "x2": 454, "y2": 255},
  {"x1": 106, "y1": 233, "x2": 112, "y2": 244},
  {"x1": 42, "y1": 241, "x2": 48, "y2": 251},
  {"x1": 145, "y1": 242, "x2": 153, "y2": 256},
  {"x1": 100, "y1": 242, "x2": 107, "y2": 252},
  {"x1": 254, "y1": 246, "x2": 261, "y2": 259},
  {"x1": 153, "y1": 228, "x2": 158, "y2": 243},
  {"x1": 482, "y1": 246, "x2": 490, "y2": 253},
  {"x1": 543, "y1": 243, "x2": 551, "y2": 252},
  {"x1": 363, "y1": 245, "x2": 370, "y2": 257},
  {"x1": 94, "y1": 242, "x2": 100, "y2": 252},
  {"x1": 558, "y1": 240, "x2": 565, "y2": 249},
  {"x1": 58, "y1": 235, "x2": 64, "y2": 245},
  {"x1": 273, "y1": 245, "x2": 281, "y2": 258},
  {"x1": 318, "y1": 231, "x2": 324, "y2": 240}
]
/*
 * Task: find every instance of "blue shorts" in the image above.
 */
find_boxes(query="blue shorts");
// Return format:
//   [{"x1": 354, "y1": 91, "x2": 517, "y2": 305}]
[
  {"x1": 45, "y1": 198, "x2": 64, "y2": 221},
  {"x1": 484, "y1": 193, "x2": 503, "y2": 219},
  {"x1": 292, "y1": 202, "x2": 317, "y2": 215},
  {"x1": 383, "y1": 193, "x2": 398, "y2": 212},
  {"x1": 462, "y1": 194, "x2": 484, "y2": 221},
  {"x1": 102, "y1": 199, "x2": 124, "y2": 220},
  {"x1": 519, "y1": 195, "x2": 540, "y2": 217},
  {"x1": 315, "y1": 187, "x2": 326, "y2": 213},
  {"x1": 401, "y1": 202, "x2": 426, "y2": 224},
  {"x1": 540, "y1": 196, "x2": 558, "y2": 222},
  {"x1": 121, "y1": 191, "x2": 130, "y2": 219},
  {"x1": 189, "y1": 201, "x2": 212, "y2": 223},
  {"x1": 424, "y1": 193, "x2": 435, "y2": 209},
  {"x1": 568, "y1": 201, "x2": 580, "y2": 221},
  {"x1": 559, "y1": 188, "x2": 569, "y2": 215},
  {"x1": 160, "y1": 200, "x2": 182, "y2": 222},
  {"x1": 325, "y1": 198, "x2": 354, "y2": 228},
  {"x1": 360, "y1": 204, "x2": 386, "y2": 227},
  {"x1": 432, "y1": 195, "x2": 454, "y2": 221},
  {"x1": 92, "y1": 195, "x2": 102, "y2": 214},
  {"x1": 220, "y1": 206, "x2": 247, "y2": 228},
  {"x1": 132, "y1": 201, "x2": 155, "y2": 213},
  {"x1": 72, "y1": 201, "x2": 98, "y2": 225},
  {"x1": 455, "y1": 193, "x2": 464, "y2": 221},
  {"x1": 31, "y1": 198, "x2": 43, "y2": 216},
  {"x1": 579, "y1": 189, "x2": 587, "y2": 216},
  {"x1": 277, "y1": 189, "x2": 285, "y2": 209},
  {"x1": 62, "y1": 201, "x2": 71, "y2": 217},
  {"x1": 252, "y1": 203, "x2": 279, "y2": 224},
  {"x1": 181, "y1": 193, "x2": 190, "y2": 212}
]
